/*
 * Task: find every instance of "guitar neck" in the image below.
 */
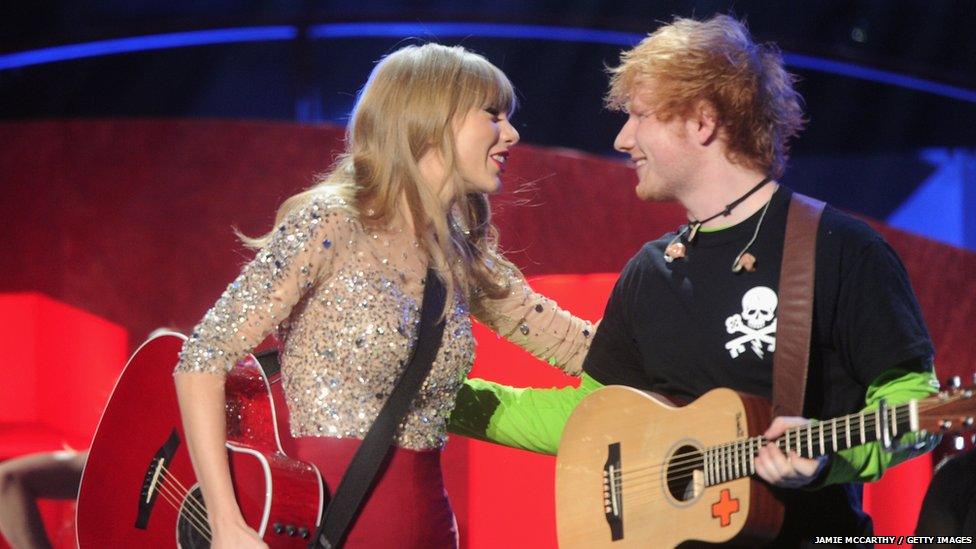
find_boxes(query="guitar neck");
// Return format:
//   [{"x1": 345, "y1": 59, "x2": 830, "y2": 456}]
[{"x1": 701, "y1": 400, "x2": 919, "y2": 487}]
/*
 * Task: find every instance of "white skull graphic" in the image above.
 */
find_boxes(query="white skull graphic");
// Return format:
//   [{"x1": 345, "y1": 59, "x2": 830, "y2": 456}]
[{"x1": 741, "y1": 286, "x2": 777, "y2": 329}]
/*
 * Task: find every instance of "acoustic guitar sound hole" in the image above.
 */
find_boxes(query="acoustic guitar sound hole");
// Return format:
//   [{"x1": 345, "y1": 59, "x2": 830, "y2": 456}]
[
  {"x1": 176, "y1": 485, "x2": 210, "y2": 548},
  {"x1": 665, "y1": 444, "x2": 704, "y2": 502}
]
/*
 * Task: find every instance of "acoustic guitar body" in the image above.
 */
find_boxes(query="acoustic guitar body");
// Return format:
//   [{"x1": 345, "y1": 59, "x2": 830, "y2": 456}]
[
  {"x1": 555, "y1": 386, "x2": 783, "y2": 548},
  {"x1": 76, "y1": 333, "x2": 324, "y2": 548}
]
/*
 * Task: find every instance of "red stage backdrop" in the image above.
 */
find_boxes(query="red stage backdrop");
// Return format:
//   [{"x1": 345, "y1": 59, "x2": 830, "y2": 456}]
[
  {"x1": 2, "y1": 120, "x2": 975, "y2": 547},
  {"x1": 0, "y1": 293, "x2": 128, "y2": 549}
]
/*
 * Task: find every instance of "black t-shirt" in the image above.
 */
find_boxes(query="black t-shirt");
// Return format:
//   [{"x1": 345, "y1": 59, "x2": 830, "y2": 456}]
[{"x1": 583, "y1": 187, "x2": 934, "y2": 547}]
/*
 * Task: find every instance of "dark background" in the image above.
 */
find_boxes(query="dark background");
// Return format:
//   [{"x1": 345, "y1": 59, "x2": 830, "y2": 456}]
[{"x1": 3, "y1": 0, "x2": 976, "y2": 228}]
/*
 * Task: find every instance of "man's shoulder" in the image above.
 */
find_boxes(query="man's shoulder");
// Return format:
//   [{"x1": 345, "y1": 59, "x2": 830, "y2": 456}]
[
  {"x1": 608, "y1": 233, "x2": 678, "y2": 287},
  {"x1": 629, "y1": 233, "x2": 677, "y2": 267},
  {"x1": 820, "y1": 203, "x2": 879, "y2": 237},
  {"x1": 817, "y1": 202, "x2": 885, "y2": 253},
  {"x1": 783, "y1": 189, "x2": 880, "y2": 247}
]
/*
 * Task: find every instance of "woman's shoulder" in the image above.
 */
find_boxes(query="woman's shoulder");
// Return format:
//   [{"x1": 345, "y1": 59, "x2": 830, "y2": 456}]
[
  {"x1": 287, "y1": 189, "x2": 361, "y2": 233},
  {"x1": 307, "y1": 187, "x2": 358, "y2": 217}
]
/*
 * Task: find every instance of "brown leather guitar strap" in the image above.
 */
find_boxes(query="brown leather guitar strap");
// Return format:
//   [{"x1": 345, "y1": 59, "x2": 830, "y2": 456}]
[{"x1": 771, "y1": 193, "x2": 825, "y2": 417}]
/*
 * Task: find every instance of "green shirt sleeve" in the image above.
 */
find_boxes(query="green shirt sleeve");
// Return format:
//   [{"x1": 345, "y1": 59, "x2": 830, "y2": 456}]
[
  {"x1": 818, "y1": 366, "x2": 940, "y2": 487},
  {"x1": 447, "y1": 372, "x2": 605, "y2": 455},
  {"x1": 448, "y1": 365, "x2": 939, "y2": 483}
]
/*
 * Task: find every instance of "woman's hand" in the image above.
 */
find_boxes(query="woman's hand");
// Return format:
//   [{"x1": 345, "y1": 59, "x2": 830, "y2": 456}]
[{"x1": 210, "y1": 515, "x2": 268, "y2": 549}]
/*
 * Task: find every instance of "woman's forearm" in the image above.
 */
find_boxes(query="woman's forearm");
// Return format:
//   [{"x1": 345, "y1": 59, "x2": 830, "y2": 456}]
[{"x1": 173, "y1": 372, "x2": 243, "y2": 524}]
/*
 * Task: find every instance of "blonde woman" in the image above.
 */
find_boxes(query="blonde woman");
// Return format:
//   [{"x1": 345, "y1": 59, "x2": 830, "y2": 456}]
[{"x1": 173, "y1": 43, "x2": 593, "y2": 548}]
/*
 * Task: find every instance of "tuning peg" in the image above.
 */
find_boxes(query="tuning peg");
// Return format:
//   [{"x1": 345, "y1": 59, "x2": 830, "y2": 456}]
[
  {"x1": 949, "y1": 376, "x2": 962, "y2": 389},
  {"x1": 941, "y1": 420, "x2": 953, "y2": 431},
  {"x1": 966, "y1": 417, "x2": 975, "y2": 428}
]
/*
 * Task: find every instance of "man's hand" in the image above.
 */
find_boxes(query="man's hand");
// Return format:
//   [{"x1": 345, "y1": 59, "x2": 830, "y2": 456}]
[{"x1": 754, "y1": 416, "x2": 828, "y2": 489}]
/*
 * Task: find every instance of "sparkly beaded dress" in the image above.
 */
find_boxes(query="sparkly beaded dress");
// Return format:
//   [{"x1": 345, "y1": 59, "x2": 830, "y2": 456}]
[{"x1": 174, "y1": 193, "x2": 594, "y2": 547}]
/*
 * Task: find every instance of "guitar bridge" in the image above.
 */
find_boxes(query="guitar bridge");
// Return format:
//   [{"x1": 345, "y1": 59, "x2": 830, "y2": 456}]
[
  {"x1": 135, "y1": 428, "x2": 181, "y2": 529},
  {"x1": 602, "y1": 442, "x2": 624, "y2": 541}
]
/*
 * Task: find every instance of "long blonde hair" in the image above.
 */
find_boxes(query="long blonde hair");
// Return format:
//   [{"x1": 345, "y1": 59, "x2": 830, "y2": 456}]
[{"x1": 243, "y1": 43, "x2": 520, "y2": 306}]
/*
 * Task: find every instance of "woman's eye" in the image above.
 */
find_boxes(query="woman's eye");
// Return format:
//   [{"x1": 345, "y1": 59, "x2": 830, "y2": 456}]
[{"x1": 484, "y1": 108, "x2": 501, "y2": 121}]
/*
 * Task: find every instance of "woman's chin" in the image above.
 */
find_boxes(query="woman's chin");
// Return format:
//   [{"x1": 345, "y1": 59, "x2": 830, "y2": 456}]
[{"x1": 464, "y1": 177, "x2": 502, "y2": 195}]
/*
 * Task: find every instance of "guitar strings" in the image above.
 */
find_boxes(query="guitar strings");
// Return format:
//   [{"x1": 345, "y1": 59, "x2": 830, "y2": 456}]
[
  {"x1": 614, "y1": 409, "x2": 907, "y2": 492},
  {"x1": 579, "y1": 398, "x2": 951, "y2": 513},
  {"x1": 158, "y1": 470, "x2": 210, "y2": 524},
  {"x1": 610, "y1": 409, "x2": 919, "y2": 506},
  {"x1": 152, "y1": 487, "x2": 202, "y2": 535},
  {"x1": 612, "y1": 404, "x2": 912, "y2": 481},
  {"x1": 605, "y1": 406, "x2": 913, "y2": 494},
  {"x1": 160, "y1": 468, "x2": 211, "y2": 525},
  {"x1": 158, "y1": 470, "x2": 213, "y2": 536},
  {"x1": 156, "y1": 481, "x2": 211, "y2": 541},
  {"x1": 618, "y1": 401, "x2": 943, "y2": 509},
  {"x1": 156, "y1": 474, "x2": 212, "y2": 539},
  {"x1": 153, "y1": 478, "x2": 212, "y2": 542}
]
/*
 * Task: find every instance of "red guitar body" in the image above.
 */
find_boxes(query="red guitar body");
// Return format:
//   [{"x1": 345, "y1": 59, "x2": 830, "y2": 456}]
[{"x1": 76, "y1": 332, "x2": 324, "y2": 548}]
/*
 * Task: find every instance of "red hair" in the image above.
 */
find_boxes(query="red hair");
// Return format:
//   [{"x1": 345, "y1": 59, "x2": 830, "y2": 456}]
[{"x1": 607, "y1": 15, "x2": 805, "y2": 178}]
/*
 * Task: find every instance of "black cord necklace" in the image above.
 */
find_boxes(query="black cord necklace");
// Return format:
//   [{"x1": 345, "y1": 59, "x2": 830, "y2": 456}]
[{"x1": 664, "y1": 176, "x2": 773, "y2": 267}]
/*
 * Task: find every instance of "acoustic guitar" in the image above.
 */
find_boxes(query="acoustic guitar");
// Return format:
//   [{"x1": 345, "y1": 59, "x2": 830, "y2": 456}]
[
  {"x1": 555, "y1": 383, "x2": 975, "y2": 548},
  {"x1": 76, "y1": 332, "x2": 324, "y2": 548}
]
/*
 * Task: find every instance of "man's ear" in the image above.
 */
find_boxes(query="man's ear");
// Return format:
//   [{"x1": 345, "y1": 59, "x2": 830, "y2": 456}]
[{"x1": 692, "y1": 101, "x2": 719, "y2": 146}]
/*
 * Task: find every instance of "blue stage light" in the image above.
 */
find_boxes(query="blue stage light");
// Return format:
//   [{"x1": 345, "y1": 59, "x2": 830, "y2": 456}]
[
  {"x1": 306, "y1": 22, "x2": 637, "y2": 45},
  {"x1": 1, "y1": 22, "x2": 973, "y2": 104},
  {"x1": 784, "y1": 53, "x2": 976, "y2": 104},
  {"x1": 0, "y1": 27, "x2": 296, "y2": 70}
]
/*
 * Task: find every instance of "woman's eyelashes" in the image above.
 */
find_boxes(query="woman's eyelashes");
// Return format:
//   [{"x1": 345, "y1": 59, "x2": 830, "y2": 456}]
[{"x1": 484, "y1": 107, "x2": 501, "y2": 121}]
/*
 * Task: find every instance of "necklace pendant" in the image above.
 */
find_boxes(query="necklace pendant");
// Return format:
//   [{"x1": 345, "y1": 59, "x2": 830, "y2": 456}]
[{"x1": 664, "y1": 242, "x2": 686, "y2": 263}]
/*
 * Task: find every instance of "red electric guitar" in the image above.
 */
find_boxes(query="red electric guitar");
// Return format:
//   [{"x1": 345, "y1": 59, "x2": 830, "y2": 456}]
[{"x1": 76, "y1": 332, "x2": 324, "y2": 548}]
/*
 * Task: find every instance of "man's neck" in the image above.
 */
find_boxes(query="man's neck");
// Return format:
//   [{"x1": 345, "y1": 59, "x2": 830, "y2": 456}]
[{"x1": 679, "y1": 165, "x2": 779, "y2": 230}]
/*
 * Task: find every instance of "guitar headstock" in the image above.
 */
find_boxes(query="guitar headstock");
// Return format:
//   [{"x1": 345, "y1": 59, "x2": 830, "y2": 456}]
[{"x1": 917, "y1": 376, "x2": 976, "y2": 435}]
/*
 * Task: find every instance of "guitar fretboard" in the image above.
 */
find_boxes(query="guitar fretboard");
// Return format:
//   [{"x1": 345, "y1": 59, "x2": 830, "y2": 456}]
[{"x1": 701, "y1": 400, "x2": 918, "y2": 487}]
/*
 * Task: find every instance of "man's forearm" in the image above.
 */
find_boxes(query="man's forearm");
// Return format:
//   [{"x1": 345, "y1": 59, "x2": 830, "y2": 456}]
[
  {"x1": 819, "y1": 367, "x2": 939, "y2": 487},
  {"x1": 448, "y1": 373, "x2": 605, "y2": 455}
]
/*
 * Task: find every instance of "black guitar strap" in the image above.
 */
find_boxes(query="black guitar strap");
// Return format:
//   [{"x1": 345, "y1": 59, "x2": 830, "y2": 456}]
[{"x1": 311, "y1": 268, "x2": 447, "y2": 549}]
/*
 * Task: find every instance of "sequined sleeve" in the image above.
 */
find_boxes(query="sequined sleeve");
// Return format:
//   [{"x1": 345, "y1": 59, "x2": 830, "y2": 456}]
[
  {"x1": 470, "y1": 271, "x2": 596, "y2": 376},
  {"x1": 174, "y1": 196, "x2": 352, "y2": 376}
]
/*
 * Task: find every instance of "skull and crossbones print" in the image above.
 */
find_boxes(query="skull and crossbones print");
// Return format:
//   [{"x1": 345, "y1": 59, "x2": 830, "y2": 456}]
[{"x1": 725, "y1": 286, "x2": 778, "y2": 359}]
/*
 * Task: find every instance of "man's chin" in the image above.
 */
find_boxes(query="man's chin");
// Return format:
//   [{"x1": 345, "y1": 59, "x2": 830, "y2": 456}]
[{"x1": 635, "y1": 181, "x2": 670, "y2": 202}]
